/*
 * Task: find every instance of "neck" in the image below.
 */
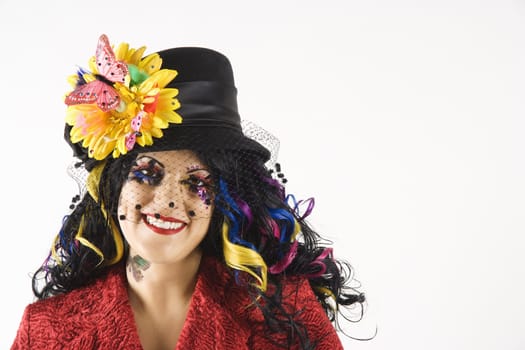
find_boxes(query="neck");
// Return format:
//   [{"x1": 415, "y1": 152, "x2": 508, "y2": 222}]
[{"x1": 126, "y1": 250, "x2": 203, "y2": 312}]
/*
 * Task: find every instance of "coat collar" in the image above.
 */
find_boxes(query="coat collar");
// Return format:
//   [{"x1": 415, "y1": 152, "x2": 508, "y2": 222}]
[{"x1": 95, "y1": 256, "x2": 253, "y2": 349}]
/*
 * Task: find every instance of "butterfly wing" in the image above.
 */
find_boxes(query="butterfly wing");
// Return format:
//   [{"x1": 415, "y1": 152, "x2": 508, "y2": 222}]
[
  {"x1": 131, "y1": 111, "x2": 144, "y2": 131},
  {"x1": 65, "y1": 80, "x2": 121, "y2": 112},
  {"x1": 65, "y1": 82, "x2": 98, "y2": 106},
  {"x1": 96, "y1": 34, "x2": 128, "y2": 83},
  {"x1": 125, "y1": 112, "x2": 145, "y2": 150},
  {"x1": 125, "y1": 133, "x2": 137, "y2": 151}
]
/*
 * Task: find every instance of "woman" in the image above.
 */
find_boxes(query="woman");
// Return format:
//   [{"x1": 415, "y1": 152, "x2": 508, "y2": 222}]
[{"x1": 11, "y1": 34, "x2": 365, "y2": 349}]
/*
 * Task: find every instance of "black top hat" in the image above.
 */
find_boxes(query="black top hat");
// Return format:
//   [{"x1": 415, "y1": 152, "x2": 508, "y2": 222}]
[
  {"x1": 64, "y1": 37, "x2": 270, "y2": 168},
  {"x1": 139, "y1": 47, "x2": 271, "y2": 160}
]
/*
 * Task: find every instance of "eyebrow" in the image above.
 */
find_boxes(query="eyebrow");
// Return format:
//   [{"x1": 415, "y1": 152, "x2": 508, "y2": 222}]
[
  {"x1": 136, "y1": 155, "x2": 165, "y2": 169},
  {"x1": 186, "y1": 165, "x2": 209, "y2": 173}
]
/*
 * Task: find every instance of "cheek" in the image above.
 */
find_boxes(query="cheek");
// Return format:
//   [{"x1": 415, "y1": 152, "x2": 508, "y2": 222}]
[
  {"x1": 183, "y1": 191, "x2": 215, "y2": 218},
  {"x1": 118, "y1": 182, "x2": 153, "y2": 221}
]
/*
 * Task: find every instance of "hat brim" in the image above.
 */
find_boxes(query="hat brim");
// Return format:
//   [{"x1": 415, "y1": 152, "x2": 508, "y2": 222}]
[{"x1": 135, "y1": 125, "x2": 271, "y2": 163}]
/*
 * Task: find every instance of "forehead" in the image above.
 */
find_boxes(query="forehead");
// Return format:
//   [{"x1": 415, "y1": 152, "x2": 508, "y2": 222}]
[{"x1": 135, "y1": 150, "x2": 205, "y2": 168}]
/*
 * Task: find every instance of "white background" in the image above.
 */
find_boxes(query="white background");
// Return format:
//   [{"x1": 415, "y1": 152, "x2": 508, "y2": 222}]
[{"x1": 1, "y1": 1, "x2": 524, "y2": 349}]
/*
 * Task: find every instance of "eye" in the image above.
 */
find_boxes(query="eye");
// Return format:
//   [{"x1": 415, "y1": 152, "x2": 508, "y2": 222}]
[
  {"x1": 128, "y1": 157, "x2": 165, "y2": 186},
  {"x1": 181, "y1": 174, "x2": 211, "y2": 192},
  {"x1": 180, "y1": 173, "x2": 214, "y2": 206}
]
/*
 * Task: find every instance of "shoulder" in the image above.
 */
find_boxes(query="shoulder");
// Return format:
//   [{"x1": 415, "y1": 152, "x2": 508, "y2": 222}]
[
  {"x1": 28, "y1": 266, "x2": 126, "y2": 321},
  {"x1": 196, "y1": 258, "x2": 344, "y2": 349},
  {"x1": 246, "y1": 276, "x2": 345, "y2": 349},
  {"x1": 11, "y1": 266, "x2": 141, "y2": 350}
]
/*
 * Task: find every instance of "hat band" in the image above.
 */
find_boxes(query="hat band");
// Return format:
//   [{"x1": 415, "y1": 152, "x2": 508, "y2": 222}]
[{"x1": 173, "y1": 81, "x2": 241, "y2": 130}]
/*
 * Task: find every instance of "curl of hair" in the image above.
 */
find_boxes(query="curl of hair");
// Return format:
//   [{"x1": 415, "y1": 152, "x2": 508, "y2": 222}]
[
  {"x1": 198, "y1": 149, "x2": 365, "y2": 348},
  {"x1": 32, "y1": 147, "x2": 365, "y2": 349},
  {"x1": 32, "y1": 155, "x2": 135, "y2": 299}
]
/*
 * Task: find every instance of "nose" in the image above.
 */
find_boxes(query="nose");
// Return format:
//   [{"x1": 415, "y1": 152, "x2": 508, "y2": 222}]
[
  {"x1": 148, "y1": 173, "x2": 213, "y2": 220},
  {"x1": 153, "y1": 175, "x2": 186, "y2": 211}
]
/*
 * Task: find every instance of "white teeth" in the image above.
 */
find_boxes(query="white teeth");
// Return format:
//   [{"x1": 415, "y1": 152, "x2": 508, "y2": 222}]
[{"x1": 146, "y1": 216, "x2": 185, "y2": 230}]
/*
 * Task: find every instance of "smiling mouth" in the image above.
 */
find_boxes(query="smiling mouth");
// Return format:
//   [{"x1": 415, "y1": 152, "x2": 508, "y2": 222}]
[{"x1": 143, "y1": 214, "x2": 187, "y2": 235}]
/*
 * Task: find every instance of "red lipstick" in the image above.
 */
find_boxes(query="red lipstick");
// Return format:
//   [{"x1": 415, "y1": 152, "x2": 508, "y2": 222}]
[{"x1": 142, "y1": 214, "x2": 187, "y2": 235}]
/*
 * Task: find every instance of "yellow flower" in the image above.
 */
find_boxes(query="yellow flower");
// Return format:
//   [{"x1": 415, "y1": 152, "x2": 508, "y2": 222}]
[
  {"x1": 66, "y1": 104, "x2": 122, "y2": 160},
  {"x1": 115, "y1": 42, "x2": 163, "y2": 82},
  {"x1": 65, "y1": 37, "x2": 182, "y2": 160}
]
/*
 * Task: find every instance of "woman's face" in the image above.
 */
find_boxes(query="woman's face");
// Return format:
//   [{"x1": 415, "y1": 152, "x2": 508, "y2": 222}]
[{"x1": 118, "y1": 150, "x2": 214, "y2": 264}]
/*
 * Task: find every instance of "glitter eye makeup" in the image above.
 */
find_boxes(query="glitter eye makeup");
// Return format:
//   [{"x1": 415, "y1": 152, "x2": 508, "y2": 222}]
[
  {"x1": 128, "y1": 156, "x2": 165, "y2": 186},
  {"x1": 180, "y1": 170, "x2": 213, "y2": 204}
]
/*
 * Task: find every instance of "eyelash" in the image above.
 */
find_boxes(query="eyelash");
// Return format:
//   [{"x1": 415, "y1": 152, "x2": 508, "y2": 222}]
[
  {"x1": 129, "y1": 162, "x2": 164, "y2": 186},
  {"x1": 181, "y1": 174, "x2": 213, "y2": 205},
  {"x1": 129, "y1": 163, "x2": 212, "y2": 193},
  {"x1": 180, "y1": 174, "x2": 211, "y2": 192}
]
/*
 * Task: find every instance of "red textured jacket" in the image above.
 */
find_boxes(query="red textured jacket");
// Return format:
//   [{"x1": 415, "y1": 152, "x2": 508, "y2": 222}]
[{"x1": 11, "y1": 257, "x2": 344, "y2": 349}]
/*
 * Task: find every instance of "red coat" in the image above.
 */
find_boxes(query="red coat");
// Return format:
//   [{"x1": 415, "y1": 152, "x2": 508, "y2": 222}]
[{"x1": 11, "y1": 257, "x2": 344, "y2": 349}]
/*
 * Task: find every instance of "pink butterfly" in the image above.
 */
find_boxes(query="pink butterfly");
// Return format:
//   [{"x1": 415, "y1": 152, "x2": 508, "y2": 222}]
[
  {"x1": 125, "y1": 111, "x2": 144, "y2": 151},
  {"x1": 65, "y1": 34, "x2": 129, "y2": 112}
]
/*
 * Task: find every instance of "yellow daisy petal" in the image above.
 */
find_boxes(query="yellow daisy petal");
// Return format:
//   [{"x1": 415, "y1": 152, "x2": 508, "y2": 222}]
[
  {"x1": 152, "y1": 115, "x2": 169, "y2": 129},
  {"x1": 140, "y1": 53, "x2": 163, "y2": 75},
  {"x1": 96, "y1": 140, "x2": 116, "y2": 160},
  {"x1": 142, "y1": 131, "x2": 154, "y2": 144},
  {"x1": 151, "y1": 130, "x2": 162, "y2": 139},
  {"x1": 157, "y1": 110, "x2": 183, "y2": 124},
  {"x1": 157, "y1": 90, "x2": 180, "y2": 110},
  {"x1": 158, "y1": 88, "x2": 180, "y2": 100},
  {"x1": 144, "y1": 69, "x2": 178, "y2": 89},
  {"x1": 116, "y1": 137, "x2": 129, "y2": 157},
  {"x1": 129, "y1": 46, "x2": 147, "y2": 65},
  {"x1": 115, "y1": 42, "x2": 130, "y2": 61}
]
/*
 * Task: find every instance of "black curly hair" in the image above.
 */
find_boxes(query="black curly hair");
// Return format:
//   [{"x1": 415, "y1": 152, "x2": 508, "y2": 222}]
[{"x1": 32, "y1": 144, "x2": 365, "y2": 349}]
